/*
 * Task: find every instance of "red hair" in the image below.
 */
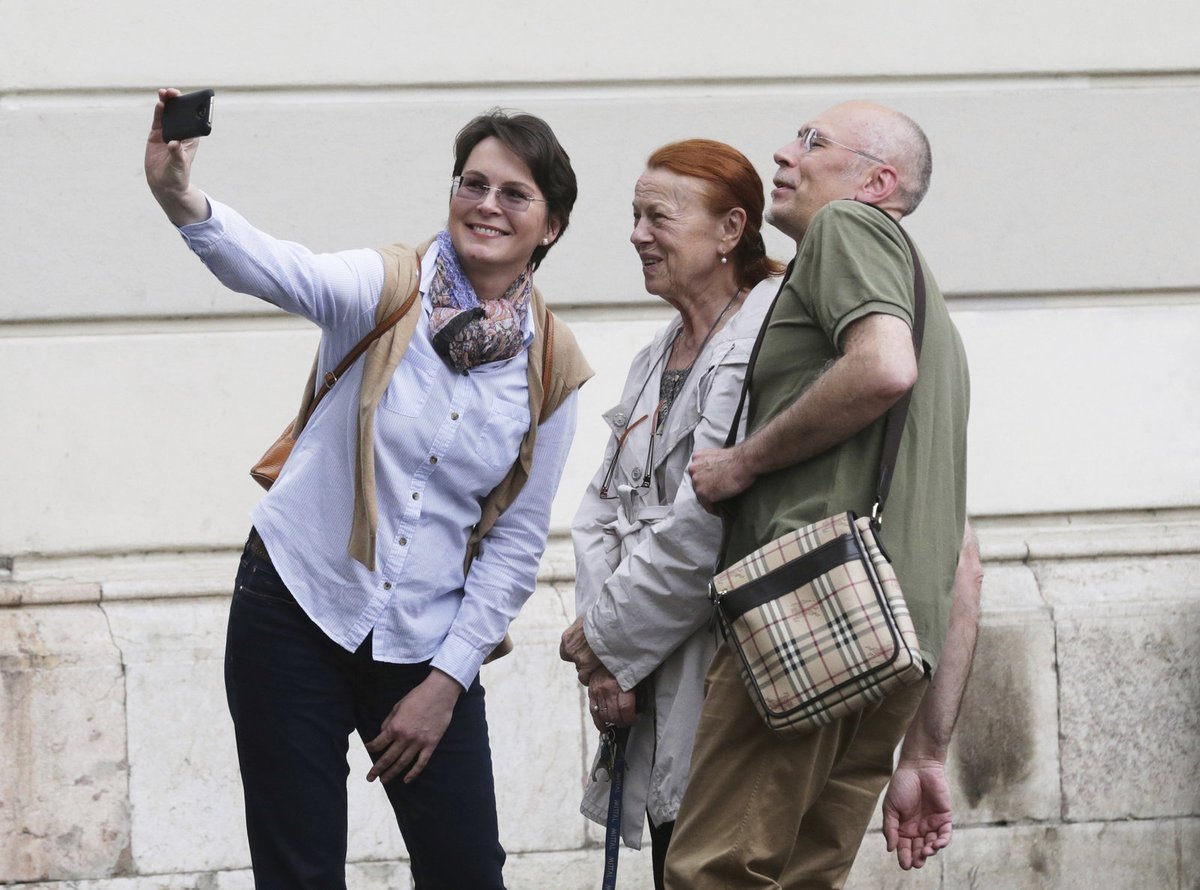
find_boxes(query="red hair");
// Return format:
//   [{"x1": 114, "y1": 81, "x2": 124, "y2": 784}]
[{"x1": 646, "y1": 139, "x2": 786, "y2": 287}]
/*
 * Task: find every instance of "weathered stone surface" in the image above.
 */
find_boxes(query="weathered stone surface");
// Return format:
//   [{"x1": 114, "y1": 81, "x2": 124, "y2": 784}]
[
  {"x1": 345, "y1": 860, "x2": 414, "y2": 889},
  {"x1": 4, "y1": 541, "x2": 1197, "y2": 887},
  {"x1": 0, "y1": 605, "x2": 129, "y2": 881},
  {"x1": 1181, "y1": 817, "x2": 1200, "y2": 890},
  {"x1": 5, "y1": 862, "x2": 403, "y2": 889},
  {"x1": 486, "y1": 582, "x2": 593, "y2": 853},
  {"x1": 344, "y1": 743, "x2": 408, "y2": 862},
  {"x1": 106, "y1": 594, "x2": 410, "y2": 872},
  {"x1": 507, "y1": 847, "x2": 655, "y2": 890},
  {"x1": 9, "y1": 871, "x2": 253, "y2": 890},
  {"x1": 948, "y1": 565, "x2": 1061, "y2": 824},
  {"x1": 1038, "y1": 554, "x2": 1200, "y2": 609},
  {"x1": 946, "y1": 821, "x2": 1181, "y2": 889},
  {"x1": 104, "y1": 597, "x2": 248, "y2": 874},
  {"x1": 845, "y1": 837, "x2": 943, "y2": 889},
  {"x1": 1040, "y1": 558, "x2": 1200, "y2": 821}
]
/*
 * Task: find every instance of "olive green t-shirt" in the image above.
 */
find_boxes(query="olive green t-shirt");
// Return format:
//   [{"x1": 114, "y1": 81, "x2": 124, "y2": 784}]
[{"x1": 726, "y1": 200, "x2": 969, "y2": 669}]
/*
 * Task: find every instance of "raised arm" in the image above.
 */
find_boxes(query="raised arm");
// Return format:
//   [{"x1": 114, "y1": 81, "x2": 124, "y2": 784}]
[
  {"x1": 145, "y1": 88, "x2": 211, "y2": 227},
  {"x1": 881, "y1": 520, "x2": 983, "y2": 869}
]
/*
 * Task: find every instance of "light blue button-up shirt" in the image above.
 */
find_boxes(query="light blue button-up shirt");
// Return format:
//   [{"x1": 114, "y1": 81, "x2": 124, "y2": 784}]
[{"x1": 180, "y1": 199, "x2": 577, "y2": 688}]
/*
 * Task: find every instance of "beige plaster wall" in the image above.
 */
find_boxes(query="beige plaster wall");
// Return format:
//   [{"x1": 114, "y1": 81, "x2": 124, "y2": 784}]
[{"x1": 2, "y1": 1, "x2": 1197, "y2": 886}]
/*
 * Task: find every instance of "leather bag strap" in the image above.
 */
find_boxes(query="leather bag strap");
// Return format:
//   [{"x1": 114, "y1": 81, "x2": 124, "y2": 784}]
[
  {"x1": 871, "y1": 223, "x2": 925, "y2": 522},
  {"x1": 302, "y1": 268, "x2": 422, "y2": 424},
  {"x1": 540, "y1": 307, "x2": 556, "y2": 418}
]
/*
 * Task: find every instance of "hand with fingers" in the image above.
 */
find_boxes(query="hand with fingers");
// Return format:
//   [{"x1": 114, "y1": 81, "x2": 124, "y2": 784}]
[
  {"x1": 559, "y1": 615, "x2": 604, "y2": 686},
  {"x1": 688, "y1": 445, "x2": 755, "y2": 514},
  {"x1": 144, "y1": 87, "x2": 211, "y2": 227},
  {"x1": 365, "y1": 669, "x2": 462, "y2": 785},
  {"x1": 881, "y1": 759, "x2": 954, "y2": 869},
  {"x1": 586, "y1": 665, "x2": 636, "y2": 731}
]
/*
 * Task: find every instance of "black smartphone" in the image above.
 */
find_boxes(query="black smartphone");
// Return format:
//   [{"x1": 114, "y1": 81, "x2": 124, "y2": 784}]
[{"x1": 162, "y1": 89, "x2": 215, "y2": 142}]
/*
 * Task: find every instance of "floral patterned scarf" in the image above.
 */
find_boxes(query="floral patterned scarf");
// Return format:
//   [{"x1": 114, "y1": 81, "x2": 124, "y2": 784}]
[{"x1": 427, "y1": 230, "x2": 532, "y2": 371}]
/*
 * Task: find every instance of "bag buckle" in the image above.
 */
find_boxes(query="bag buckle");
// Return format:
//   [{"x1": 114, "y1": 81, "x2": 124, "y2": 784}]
[{"x1": 707, "y1": 579, "x2": 722, "y2": 604}]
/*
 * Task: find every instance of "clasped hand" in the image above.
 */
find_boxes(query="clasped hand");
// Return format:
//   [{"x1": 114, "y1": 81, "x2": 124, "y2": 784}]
[{"x1": 559, "y1": 617, "x2": 636, "y2": 731}]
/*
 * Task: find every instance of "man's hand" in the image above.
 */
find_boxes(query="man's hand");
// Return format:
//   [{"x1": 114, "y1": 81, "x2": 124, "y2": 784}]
[
  {"x1": 881, "y1": 759, "x2": 954, "y2": 869},
  {"x1": 365, "y1": 669, "x2": 462, "y2": 785},
  {"x1": 586, "y1": 665, "x2": 637, "y2": 731},
  {"x1": 688, "y1": 445, "x2": 755, "y2": 514},
  {"x1": 689, "y1": 314, "x2": 919, "y2": 513},
  {"x1": 881, "y1": 521, "x2": 981, "y2": 868},
  {"x1": 559, "y1": 616, "x2": 604, "y2": 685}
]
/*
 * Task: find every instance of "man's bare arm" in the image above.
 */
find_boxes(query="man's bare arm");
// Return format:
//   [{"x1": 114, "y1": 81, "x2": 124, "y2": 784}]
[
  {"x1": 689, "y1": 312, "x2": 916, "y2": 509},
  {"x1": 881, "y1": 521, "x2": 983, "y2": 868},
  {"x1": 901, "y1": 521, "x2": 982, "y2": 760}
]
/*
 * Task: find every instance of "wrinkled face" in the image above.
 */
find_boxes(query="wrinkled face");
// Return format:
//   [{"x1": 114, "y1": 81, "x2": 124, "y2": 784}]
[
  {"x1": 448, "y1": 136, "x2": 558, "y2": 292},
  {"x1": 766, "y1": 106, "x2": 871, "y2": 241},
  {"x1": 630, "y1": 167, "x2": 728, "y2": 302}
]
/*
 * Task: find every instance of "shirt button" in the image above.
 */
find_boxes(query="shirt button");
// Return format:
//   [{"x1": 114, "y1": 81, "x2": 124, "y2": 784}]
[
  {"x1": 383, "y1": 581, "x2": 392, "y2": 590},
  {"x1": 429, "y1": 455, "x2": 438, "y2": 464},
  {"x1": 451, "y1": 411, "x2": 460, "y2": 421},
  {"x1": 412, "y1": 492, "x2": 420, "y2": 500},
  {"x1": 612, "y1": 412, "x2": 627, "y2": 427},
  {"x1": 631, "y1": 466, "x2": 643, "y2": 481},
  {"x1": 398, "y1": 537, "x2": 407, "y2": 546}
]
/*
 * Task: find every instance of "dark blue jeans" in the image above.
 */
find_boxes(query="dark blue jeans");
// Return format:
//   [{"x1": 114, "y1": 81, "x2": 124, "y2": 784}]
[{"x1": 225, "y1": 533, "x2": 506, "y2": 889}]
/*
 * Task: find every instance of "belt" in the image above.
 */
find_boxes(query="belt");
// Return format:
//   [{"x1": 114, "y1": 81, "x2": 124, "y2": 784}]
[{"x1": 246, "y1": 528, "x2": 271, "y2": 561}]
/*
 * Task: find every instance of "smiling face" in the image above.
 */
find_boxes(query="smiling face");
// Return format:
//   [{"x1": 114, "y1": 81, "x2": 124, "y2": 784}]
[
  {"x1": 448, "y1": 136, "x2": 559, "y2": 296},
  {"x1": 630, "y1": 167, "x2": 732, "y2": 304}
]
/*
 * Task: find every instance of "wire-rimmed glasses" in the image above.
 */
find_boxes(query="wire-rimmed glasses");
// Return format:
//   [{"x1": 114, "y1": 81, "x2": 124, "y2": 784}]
[
  {"x1": 798, "y1": 127, "x2": 888, "y2": 166},
  {"x1": 451, "y1": 175, "x2": 546, "y2": 213}
]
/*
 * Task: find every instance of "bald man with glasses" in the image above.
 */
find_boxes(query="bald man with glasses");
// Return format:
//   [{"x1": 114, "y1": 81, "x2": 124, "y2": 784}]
[{"x1": 669, "y1": 101, "x2": 982, "y2": 889}]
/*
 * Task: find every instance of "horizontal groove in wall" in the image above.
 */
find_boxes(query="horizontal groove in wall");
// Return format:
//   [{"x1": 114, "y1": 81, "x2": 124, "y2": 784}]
[
  {"x1": 975, "y1": 507, "x2": 1200, "y2": 563},
  {"x1": 3, "y1": 509, "x2": 1198, "y2": 606},
  {"x1": 4, "y1": 69, "x2": 1200, "y2": 106},
  {"x1": 3, "y1": 287, "x2": 1198, "y2": 338}
]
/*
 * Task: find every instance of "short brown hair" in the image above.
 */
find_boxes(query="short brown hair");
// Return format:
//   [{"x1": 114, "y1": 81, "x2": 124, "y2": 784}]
[{"x1": 453, "y1": 109, "x2": 577, "y2": 270}]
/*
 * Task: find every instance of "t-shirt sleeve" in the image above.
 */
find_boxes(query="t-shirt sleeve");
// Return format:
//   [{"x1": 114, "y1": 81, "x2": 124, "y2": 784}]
[{"x1": 795, "y1": 201, "x2": 916, "y2": 349}]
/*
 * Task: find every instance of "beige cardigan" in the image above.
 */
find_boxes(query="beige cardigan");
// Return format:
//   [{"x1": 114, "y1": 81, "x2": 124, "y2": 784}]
[{"x1": 287, "y1": 238, "x2": 593, "y2": 574}]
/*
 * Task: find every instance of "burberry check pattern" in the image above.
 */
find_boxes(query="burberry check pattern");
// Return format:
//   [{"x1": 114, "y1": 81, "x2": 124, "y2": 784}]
[{"x1": 712, "y1": 513, "x2": 927, "y2": 735}]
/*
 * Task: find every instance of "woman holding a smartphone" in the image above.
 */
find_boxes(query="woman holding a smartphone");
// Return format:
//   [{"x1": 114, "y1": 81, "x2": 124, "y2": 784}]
[{"x1": 145, "y1": 88, "x2": 591, "y2": 890}]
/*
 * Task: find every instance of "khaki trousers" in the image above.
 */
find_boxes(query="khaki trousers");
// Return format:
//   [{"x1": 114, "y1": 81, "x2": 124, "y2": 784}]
[{"x1": 663, "y1": 643, "x2": 927, "y2": 890}]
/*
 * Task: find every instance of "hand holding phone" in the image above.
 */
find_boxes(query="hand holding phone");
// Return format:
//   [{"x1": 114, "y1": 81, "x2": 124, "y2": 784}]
[
  {"x1": 161, "y1": 89, "x2": 215, "y2": 142},
  {"x1": 147, "y1": 89, "x2": 214, "y2": 227}
]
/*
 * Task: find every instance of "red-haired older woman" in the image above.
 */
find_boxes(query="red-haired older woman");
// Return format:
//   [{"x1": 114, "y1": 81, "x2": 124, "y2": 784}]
[{"x1": 560, "y1": 139, "x2": 785, "y2": 887}]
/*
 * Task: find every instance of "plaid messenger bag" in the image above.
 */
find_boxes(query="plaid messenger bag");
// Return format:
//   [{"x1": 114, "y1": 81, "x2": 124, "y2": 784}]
[{"x1": 709, "y1": 214, "x2": 931, "y2": 735}]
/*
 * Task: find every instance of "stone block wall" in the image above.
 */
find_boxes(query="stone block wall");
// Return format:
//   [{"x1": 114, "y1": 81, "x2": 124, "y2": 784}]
[{"x1": 2, "y1": 515, "x2": 1197, "y2": 889}]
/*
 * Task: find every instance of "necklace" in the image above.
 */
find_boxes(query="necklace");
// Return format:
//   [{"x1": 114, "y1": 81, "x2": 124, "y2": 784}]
[
  {"x1": 598, "y1": 285, "x2": 745, "y2": 498},
  {"x1": 668, "y1": 286, "x2": 744, "y2": 372},
  {"x1": 655, "y1": 285, "x2": 745, "y2": 435}
]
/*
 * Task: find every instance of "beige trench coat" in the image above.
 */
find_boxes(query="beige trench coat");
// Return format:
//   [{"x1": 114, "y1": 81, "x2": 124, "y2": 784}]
[{"x1": 571, "y1": 278, "x2": 775, "y2": 847}]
